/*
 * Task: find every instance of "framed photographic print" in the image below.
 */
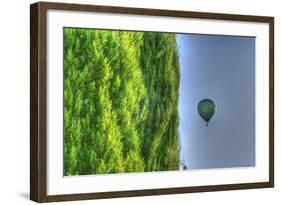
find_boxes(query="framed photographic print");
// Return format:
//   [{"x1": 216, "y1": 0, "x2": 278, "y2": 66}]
[{"x1": 30, "y1": 1, "x2": 274, "y2": 202}]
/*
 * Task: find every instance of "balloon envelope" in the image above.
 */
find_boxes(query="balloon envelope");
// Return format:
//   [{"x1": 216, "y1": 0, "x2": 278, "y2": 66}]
[{"x1": 197, "y1": 99, "x2": 216, "y2": 124}]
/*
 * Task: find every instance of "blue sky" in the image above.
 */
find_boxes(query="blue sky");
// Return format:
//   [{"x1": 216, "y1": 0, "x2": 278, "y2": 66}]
[{"x1": 176, "y1": 34, "x2": 255, "y2": 170}]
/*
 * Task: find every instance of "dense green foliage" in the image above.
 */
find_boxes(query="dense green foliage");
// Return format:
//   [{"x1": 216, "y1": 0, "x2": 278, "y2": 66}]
[{"x1": 63, "y1": 28, "x2": 180, "y2": 176}]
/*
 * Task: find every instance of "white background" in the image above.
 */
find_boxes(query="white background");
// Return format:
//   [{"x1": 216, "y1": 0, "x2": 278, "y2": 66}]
[{"x1": 0, "y1": 0, "x2": 279, "y2": 204}]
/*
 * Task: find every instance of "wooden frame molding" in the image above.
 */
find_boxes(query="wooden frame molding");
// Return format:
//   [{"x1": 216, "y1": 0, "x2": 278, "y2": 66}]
[{"x1": 30, "y1": 1, "x2": 274, "y2": 202}]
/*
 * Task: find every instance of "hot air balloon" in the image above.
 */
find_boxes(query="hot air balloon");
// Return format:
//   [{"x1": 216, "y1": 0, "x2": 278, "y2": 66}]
[{"x1": 197, "y1": 99, "x2": 216, "y2": 126}]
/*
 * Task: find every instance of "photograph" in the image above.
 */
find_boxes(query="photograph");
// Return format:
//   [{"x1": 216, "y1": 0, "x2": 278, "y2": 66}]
[
  {"x1": 30, "y1": 2, "x2": 273, "y2": 201},
  {"x1": 63, "y1": 28, "x2": 256, "y2": 176}
]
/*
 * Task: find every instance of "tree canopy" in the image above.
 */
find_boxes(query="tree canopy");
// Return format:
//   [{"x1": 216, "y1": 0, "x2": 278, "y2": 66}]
[{"x1": 63, "y1": 28, "x2": 180, "y2": 175}]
